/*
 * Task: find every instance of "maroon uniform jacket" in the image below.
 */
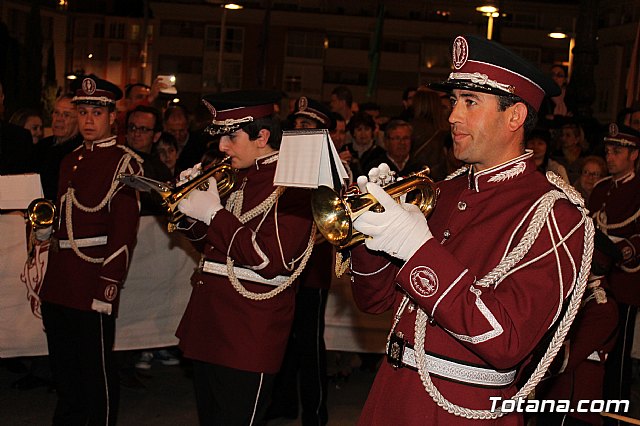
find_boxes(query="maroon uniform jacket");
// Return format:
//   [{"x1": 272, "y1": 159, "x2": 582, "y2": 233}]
[
  {"x1": 350, "y1": 153, "x2": 589, "y2": 425},
  {"x1": 538, "y1": 288, "x2": 618, "y2": 425},
  {"x1": 176, "y1": 153, "x2": 315, "y2": 374},
  {"x1": 40, "y1": 137, "x2": 143, "y2": 314},
  {"x1": 588, "y1": 172, "x2": 640, "y2": 306}
]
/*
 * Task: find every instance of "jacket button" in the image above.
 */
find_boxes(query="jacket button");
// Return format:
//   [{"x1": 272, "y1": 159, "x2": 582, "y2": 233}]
[
  {"x1": 443, "y1": 229, "x2": 451, "y2": 239},
  {"x1": 457, "y1": 201, "x2": 467, "y2": 211},
  {"x1": 195, "y1": 280, "x2": 204, "y2": 286}
]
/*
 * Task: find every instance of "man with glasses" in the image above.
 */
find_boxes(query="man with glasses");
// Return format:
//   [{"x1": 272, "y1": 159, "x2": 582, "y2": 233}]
[{"x1": 125, "y1": 105, "x2": 173, "y2": 194}]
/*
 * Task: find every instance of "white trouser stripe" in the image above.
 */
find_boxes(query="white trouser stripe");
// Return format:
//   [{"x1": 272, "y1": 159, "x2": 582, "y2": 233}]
[{"x1": 248, "y1": 373, "x2": 264, "y2": 426}]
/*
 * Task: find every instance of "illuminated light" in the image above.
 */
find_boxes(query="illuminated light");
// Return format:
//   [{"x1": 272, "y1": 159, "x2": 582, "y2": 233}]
[
  {"x1": 476, "y1": 5, "x2": 498, "y2": 14},
  {"x1": 224, "y1": 3, "x2": 243, "y2": 9},
  {"x1": 548, "y1": 31, "x2": 568, "y2": 39},
  {"x1": 66, "y1": 74, "x2": 78, "y2": 80},
  {"x1": 170, "y1": 75, "x2": 176, "y2": 83},
  {"x1": 172, "y1": 97, "x2": 180, "y2": 103},
  {"x1": 88, "y1": 53, "x2": 93, "y2": 59}
]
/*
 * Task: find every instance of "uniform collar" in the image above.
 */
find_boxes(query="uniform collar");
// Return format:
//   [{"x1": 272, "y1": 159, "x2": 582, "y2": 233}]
[
  {"x1": 85, "y1": 135, "x2": 117, "y2": 151},
  {"x1": 253, "y1": 151, "x2": 279, "y2": 170},
  {"x1": 469, "y1": 151, "x2": 535, "y2": 192},
  {"x1": 612, "y1": 170, "x2": 635, "y2": 186}
]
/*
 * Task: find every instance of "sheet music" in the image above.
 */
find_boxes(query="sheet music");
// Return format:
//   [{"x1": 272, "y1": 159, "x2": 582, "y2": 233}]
[{"x1": 274, "y1": 129, "x2": 349, "y2": 188}]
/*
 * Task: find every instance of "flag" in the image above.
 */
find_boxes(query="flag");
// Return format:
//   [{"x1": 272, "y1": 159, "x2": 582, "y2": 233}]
[
  {"x1": 366, "y1": 3, "x2": 385, "y2": 99},
  {"x1": 626, "y1": 21, "x2": 640, "y2": 108}
]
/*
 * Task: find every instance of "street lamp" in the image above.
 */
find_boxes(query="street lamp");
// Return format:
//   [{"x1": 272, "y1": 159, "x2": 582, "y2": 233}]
[
  {"x1": 476, "y1": 5, "x2": 499, "y2": 40},
  {"x1": 548, "y1": 29, "x2": 575, "y2": 79},
  {"x1": 215, "y1": 3, "x2": 243, "y2": 91}
]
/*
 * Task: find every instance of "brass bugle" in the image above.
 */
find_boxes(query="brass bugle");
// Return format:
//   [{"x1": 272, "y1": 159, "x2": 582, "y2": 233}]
[
  {"x1": 25, "y1": 198, "x2": 56, "y2": 262},
  {"x1": 117, "y1": 156, "x2": 237, "y2": 232},
  {"x1": 26, "y1": 198, "x2": 56, "y2": 230},
  {"x1": 310, "y1": 168, "x2": 439, "y2": 250}
]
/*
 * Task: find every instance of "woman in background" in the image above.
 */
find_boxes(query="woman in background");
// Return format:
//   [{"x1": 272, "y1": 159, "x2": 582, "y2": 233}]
[
  {"x1": 573, "y1": 155, "x2": 607, "y2": 203},
  {"x1": 526, "y1": 128, "x2": 570, "y2": 183},
  {"x1": 10, "y1": 108, "x2": 44, "y2": 144}
]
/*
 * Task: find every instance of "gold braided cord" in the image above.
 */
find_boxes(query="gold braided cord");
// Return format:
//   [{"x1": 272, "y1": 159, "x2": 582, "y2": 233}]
[
  {"x1": 594, "y1": 208, "x2": 640, "y2": 231},
  {"x1": 335, "y1": 251, "x2": 350, "y2": 278},
  {"x1": 64, "y1": 153, "x2": 139, "y2": 263},
  {"x1": 412, "y1": 190, "x2": 594, "y2": 419},
  {"x1": 223, "y1": 186, "x2": 316, "y2": 300},
  {"x1": 593, "y1": 207, "x2": 640, "y2": 273},
  {"x1": 226, "y1": 222, "x2": 316, "y2": 301}
]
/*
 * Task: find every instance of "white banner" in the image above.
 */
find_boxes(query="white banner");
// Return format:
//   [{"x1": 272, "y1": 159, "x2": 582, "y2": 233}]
[{"x1": 0, "y1": 214, "x2": 389, "y2": 358}]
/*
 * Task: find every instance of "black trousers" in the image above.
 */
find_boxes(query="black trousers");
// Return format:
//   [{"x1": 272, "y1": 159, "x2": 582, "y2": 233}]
[
  {"x1": 41, "y1": 301, "x2": 118, "y2": 426},
  {"x1": 603, "y1": 304, "x2": 636, "y2": 426},
  {"x1": 192, "y1": 360, "x2": 275, "y2": 426},
  {"x1": 270, "y1": 286, "x2": 329, "y2": 426}
]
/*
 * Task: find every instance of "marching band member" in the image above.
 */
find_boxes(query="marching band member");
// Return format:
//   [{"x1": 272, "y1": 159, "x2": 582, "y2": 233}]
[
  {"x1": 347, "y1": 35, "x2": 593, "y2": 425},
  {"x1": 589, "y1": 125, "x2": 640, "y2": 423},
  {"x1": 38, "y1": 75, "x2": 143, "y2": 426},
  {"x1": 175, "y1": 90, "x2": 316, "y2": 425}
]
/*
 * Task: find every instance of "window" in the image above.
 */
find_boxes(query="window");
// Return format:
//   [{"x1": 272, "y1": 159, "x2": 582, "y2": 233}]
[
  {"x1": 204, "y1": 25, "x2": 244, "y2": 53},
  {"x1": 94, "y1": 22, "x2": 104, "y2": 38},
  {"x1": 158, "y1": 55, "x2": 203, "y2": 75},
  {"x1": 286, "y1": 31, "x2": 324, "y2": 59},
  {"x1": 421, "y1": 41, "x2": 451, "y2": 70},
  {"x1": 160, "y1": 21, "x2": 205, "y2": 38},
  {"x1": 326, "y1": 33, "x2": 369, "y2": 50},
  {"x1": 108, "y1": 22, "x2": 125, "y2": 39},
  {"x1": 202, "y1": 61, "x2": 243, "y2": 91}
]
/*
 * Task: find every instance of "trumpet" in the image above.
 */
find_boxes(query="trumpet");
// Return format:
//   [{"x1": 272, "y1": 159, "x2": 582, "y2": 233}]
[
  {"x1": 25, "y1": 198, "x2": 57, "y2": 261},
  {"x1": 117, "y1": 156, "x2": 237, "y2": 232},
  {"x1": 26, "y1": 198, "x2": 57, "y2": 230},
  {"x1": 311, "y1": 167, "x2": 439, "y2": 250}
]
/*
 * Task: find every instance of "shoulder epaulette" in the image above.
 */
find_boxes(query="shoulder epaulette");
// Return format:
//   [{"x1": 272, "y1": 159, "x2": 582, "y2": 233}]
[
  {"x1": 592, "y1": 175, "x2": 612, "y2": 190},
  {"x1": 116, "y1": 144, "x2": 144, "y2": 164},
  {"x1": 546, "y1": 171, "x2": 585, "y2": 207}
]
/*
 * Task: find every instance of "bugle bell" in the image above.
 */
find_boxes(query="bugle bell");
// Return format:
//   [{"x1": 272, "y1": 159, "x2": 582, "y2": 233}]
[
  {"x1": 311, "y1": 167, "x2": 439, "y2": 250},
  {"x1": 117, "y1": 156, "x2": 237, "y2": 232},
  {"x1": 25, "y1": 198, "x2": 57, "y2": 262},
  {"x1": 26, "y1": 198, "x2": 56, "y2": 230}
]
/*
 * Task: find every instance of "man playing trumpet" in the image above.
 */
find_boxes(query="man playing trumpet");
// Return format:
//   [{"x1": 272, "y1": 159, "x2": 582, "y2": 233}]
[
  {"x1": 347, "y1": 35, "x2": 593, "y2": 425},
  {"x1": 174, "y1": 90, "x2": 316, "y2": 425}
]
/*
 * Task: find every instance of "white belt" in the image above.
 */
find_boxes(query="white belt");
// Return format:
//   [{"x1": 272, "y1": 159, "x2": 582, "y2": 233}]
[
  {"x1": 58, "y1": 236, "x2": 108, "y2": 249},
  {"x1": 200, "y1": 259, "x2": 289, "y2": 287},
  {"x1": 400, "y1": 346, "x2": 517, "y2": 388}
]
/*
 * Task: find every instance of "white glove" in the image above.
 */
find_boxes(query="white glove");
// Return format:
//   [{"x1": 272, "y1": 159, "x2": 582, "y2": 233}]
[
  {"x1": 177, "y1": 177, "x2": 223, "y2": 225},
  {"x1": 177, "y1": 163, "x2": 203, "y2": 186},
  {"x1": 353, "y1": 182, "x2": 433, "y2": 261},
  {"x1": 91, "y1": 299, "x2": 112, "y2": 315},
  {"x1": 35, "y1": 226, "x2": 53, "y2": 241}
]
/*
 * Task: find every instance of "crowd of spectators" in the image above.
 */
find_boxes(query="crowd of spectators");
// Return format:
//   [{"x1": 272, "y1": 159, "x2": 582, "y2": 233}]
[{"x1": 1, "y1": 63, "x2": 640, "y2": 425}]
